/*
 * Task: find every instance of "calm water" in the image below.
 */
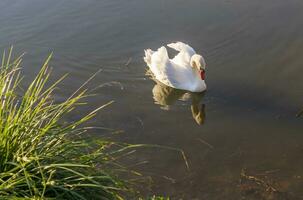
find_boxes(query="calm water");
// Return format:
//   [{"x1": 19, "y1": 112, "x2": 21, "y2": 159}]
[{"x1": 1, "y1": 0, "x2": 303, "y2": 199}]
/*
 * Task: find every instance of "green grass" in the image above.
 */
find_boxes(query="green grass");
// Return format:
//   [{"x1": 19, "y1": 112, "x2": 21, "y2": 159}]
[
  {"x1": 0, "y1": 48, "x2": 186, "y2": 200},
  {"x1": 0, "y1": 48, "x2": 132, "y2": 199}
]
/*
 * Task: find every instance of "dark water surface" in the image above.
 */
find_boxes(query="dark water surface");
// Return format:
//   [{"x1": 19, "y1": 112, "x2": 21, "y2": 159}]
[{"x1": 1, "y1": 0, "x2": 303, "y2": 199}]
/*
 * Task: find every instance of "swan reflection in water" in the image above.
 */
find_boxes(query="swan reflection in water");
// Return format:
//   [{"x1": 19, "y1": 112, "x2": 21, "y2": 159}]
[{"x1": 152, "y1": 81, "x2": 206, "y2": 125}]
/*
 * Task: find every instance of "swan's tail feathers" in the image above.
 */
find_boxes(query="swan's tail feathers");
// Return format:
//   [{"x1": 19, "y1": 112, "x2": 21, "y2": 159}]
[{"x1": 144, "y1": 49, "x2": 154, "y2": 66}]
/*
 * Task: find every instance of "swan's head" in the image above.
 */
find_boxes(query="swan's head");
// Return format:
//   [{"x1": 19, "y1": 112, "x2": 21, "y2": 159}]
[{"x1": 190, "y1": 54, "x2": 206, "y2": 80}]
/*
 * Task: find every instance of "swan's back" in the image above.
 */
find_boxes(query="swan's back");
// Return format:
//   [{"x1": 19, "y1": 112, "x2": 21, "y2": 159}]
[{"x1": 167, "y1": 42, "x2": 196, "y2": 66}]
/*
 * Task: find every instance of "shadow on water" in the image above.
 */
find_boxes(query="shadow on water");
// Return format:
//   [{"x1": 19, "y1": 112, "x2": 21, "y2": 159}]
[{"x1": 151, "y1": 81, "x2": 206, "y2": 125}]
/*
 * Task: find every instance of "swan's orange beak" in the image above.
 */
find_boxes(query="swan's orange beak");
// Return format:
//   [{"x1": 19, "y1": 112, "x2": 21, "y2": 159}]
[{"x1": 200, "y1": 69, "x2": 205, "y2": 80}]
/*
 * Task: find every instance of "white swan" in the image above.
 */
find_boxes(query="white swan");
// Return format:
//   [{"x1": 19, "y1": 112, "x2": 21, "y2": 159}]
[{"x1": 144, "y1": 42, "x2": 206, "y2": 92}]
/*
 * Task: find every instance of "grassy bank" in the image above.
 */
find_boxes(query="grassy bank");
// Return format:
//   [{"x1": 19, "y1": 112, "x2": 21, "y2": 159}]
[{"x1": 0, "y1": 49, "x2": 135, "y2": 199}]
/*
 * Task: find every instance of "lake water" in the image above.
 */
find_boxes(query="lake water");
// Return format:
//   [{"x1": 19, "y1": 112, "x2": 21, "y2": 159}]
[{"x1": 1, "y1": 0, "x2": 303, "y2": 199}]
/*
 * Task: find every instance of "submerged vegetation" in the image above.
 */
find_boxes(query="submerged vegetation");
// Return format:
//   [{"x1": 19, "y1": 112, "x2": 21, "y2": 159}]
[{"x1": 0, "y1": 49, "x2": 134, "y2": 199}]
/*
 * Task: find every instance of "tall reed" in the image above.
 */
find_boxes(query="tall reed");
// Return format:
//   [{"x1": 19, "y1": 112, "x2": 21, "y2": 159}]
[{"x1": 0, "y1": 48, "x2": 127, "y2": 199}]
